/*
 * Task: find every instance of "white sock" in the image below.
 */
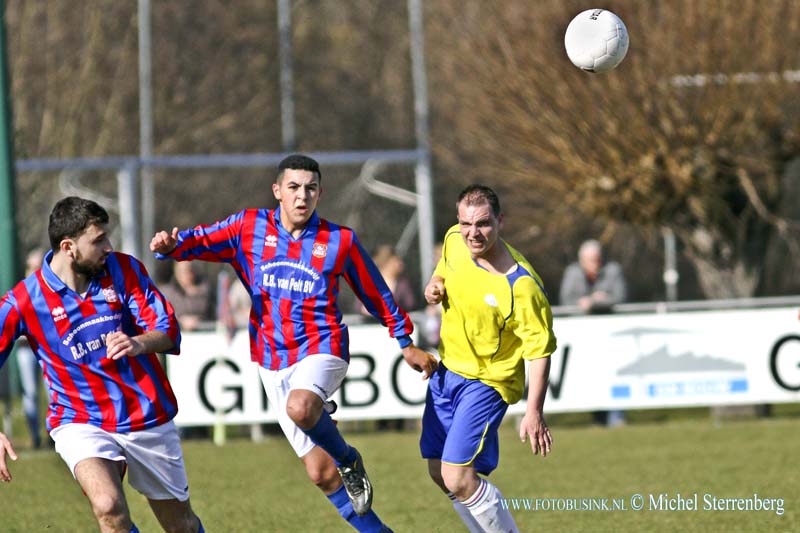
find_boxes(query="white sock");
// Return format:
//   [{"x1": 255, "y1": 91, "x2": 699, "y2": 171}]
[
  {"x1": 462, "y1": 478, "x2": 519, "y2": 533},
  {"x1": 447, "y1": 491, "x2": 483, "y2": 533}
]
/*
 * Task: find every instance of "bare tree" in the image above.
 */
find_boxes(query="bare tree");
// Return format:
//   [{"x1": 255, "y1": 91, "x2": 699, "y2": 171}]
[{"x1": 426, "y1": 0, "x2": 800, "y2": 298}]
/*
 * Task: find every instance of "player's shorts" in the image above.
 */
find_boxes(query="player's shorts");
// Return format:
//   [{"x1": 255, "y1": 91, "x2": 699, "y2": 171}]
[
  {"x1": 50, "y1": 420, "x2": 190, "y2": 501},
  {"x1": 257, "y1": 353, "x2": 349, "y2": 457},
  {"x1": 420, "y1": 364, "x2": 509, "y2": 475}
]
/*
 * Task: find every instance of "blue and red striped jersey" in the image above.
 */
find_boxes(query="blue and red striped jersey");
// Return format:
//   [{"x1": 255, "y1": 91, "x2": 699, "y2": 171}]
[
  {"x1": 157, "y1": 207, "x2": 414, "y2": 370},
  {"x1": 0, "y1": 251, "x2": 181, "y2": 433}
]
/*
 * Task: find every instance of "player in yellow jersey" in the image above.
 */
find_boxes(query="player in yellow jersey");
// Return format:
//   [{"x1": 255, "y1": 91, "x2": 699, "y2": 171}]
[{"x1": 421, "y1": 185, "x2": 556, "y2": 533}]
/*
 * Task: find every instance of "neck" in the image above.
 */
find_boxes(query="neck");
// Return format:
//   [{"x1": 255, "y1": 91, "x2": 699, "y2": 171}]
[
  {"x1": 279, "y1": 211, "x2": 308, "y2": 239},
  {"x1": 474, "y1": 242, "x2": 515, "y2": 274},
  {"x1": 49, "y1": 253, "x2": 91, "y2": 295}
]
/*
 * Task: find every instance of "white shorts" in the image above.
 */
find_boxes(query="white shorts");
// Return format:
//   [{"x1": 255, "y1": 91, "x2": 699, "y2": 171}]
[
  {"x1": 258, "y1": 353, "x2": 349, "y2": 457},
  {"x1": 50, "y1": 420, "x2": 190, "y2": 501}
]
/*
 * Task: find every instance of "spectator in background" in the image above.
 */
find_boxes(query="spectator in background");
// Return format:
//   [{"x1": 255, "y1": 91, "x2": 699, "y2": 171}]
[
  {"x1": 559, "y1": 239, "x2": 627, "y2": 314},
  {"x1": 559, "y1": 239, "x2": 628, "y2": 427},
  {"x1": 14, "y1": 248, "x2": 45, "y2": 448},
  {"x1": 160, "y1": 261, "x2": 214, "y2": 331},
  {"x1": 421, "y1": 242, "x2": 444, "y2": 350},
  {"x1": 359, "y1": 245, "x2": 417, "y2": 317}
]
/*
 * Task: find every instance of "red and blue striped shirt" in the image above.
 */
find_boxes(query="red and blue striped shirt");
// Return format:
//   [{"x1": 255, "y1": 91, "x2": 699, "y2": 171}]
[
  {"x1": 157, "y1": 208, "x2": 414, "y2": 370},
  {"x1": 0, "y1": 251, "x2": 181, "y2": 433}
]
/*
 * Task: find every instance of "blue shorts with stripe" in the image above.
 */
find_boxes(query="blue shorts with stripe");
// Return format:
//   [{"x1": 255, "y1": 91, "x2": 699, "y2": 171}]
[{"x1": 420, "y1": 364, "x2": 509, "y2": 475}]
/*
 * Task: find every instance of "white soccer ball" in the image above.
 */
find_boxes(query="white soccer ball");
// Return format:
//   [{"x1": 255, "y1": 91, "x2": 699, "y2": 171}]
[{"x1": 564, "y1": 9, "x2": 629, "y2": 73}]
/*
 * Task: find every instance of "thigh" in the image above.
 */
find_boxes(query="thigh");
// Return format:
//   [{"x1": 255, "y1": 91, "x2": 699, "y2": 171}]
[
  {"x1": 442, "y1": 380, "x2": 508, "y2": 475},
  {"x1": 258, "y1": 365, "x2": 316, "y2": 457},
  {"x1": 51, "y1": 423, "x2": 126, "y2": 476},
  {"x1": 73, "y1": 457, "x2": 129, "y2": 515},
  {"x1": 122, "y1": 421, "x2": 191, "y2": 501},
  {"x1": 288, "y1": 354, "x2": 349, "y2": 400}
]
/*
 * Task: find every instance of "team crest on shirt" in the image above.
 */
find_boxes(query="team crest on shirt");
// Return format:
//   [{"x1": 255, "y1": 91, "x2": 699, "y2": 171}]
[
  {"x1": 484, "y1": 294, "x2": 498, "y2": 307},
  {"x1": 51, "y1": 306, "x2": 67, "y2": 321},
  {"x1": 312, "y1": 243, "x2": 327, "y2": 258},
  {"x1": 264, "y1": 234, "x2": 278, "y2": 248},
  {"x1": 102, "y1": 286, "x2": 119, "y2": 303}
]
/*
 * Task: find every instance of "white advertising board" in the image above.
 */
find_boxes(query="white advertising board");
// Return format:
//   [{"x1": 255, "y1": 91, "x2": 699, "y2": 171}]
[{"x1": 167, "y1": 307, "x2": 800, "y2": 426}]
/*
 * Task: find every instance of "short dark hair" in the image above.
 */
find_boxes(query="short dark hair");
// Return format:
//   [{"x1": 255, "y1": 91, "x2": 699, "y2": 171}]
[
  {"x1": 48, "y1": 196, "x2": 109, "y2": 250},
  {"x1": 456, "y1": 184, "x2": 501, "y2": 217},
  {"x1": 277, "y1": 154, "x2": 322, "y2": 183}
]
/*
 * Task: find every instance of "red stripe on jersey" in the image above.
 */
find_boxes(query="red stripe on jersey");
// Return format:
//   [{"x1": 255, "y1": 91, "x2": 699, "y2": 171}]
[
  {"x1": 262, "y1": 212, "x2": 280, "y2": 369},
  {"x1": 240, "y1": 210, "x2": 259, "y2": 278},
  {"x1": 21, "y1": 279, "x2": 91, "y2": 425},
  {"x1": 283, "y1": 240, "x2": 303, "y2": 366},
  {"x1": 303, "y1": 223, "x2": 330, "y2": 355},
  {"x1": 78, "y1": 359, "x2": 118, "y2": 431},
  {"x1": 118, "y1": 255, "x2": 156, "y2": 333},
  {"x1": 128, "y1": 355, "x2": 168, "y2": 429},
  {"x1": 79, "y1": 294, "x2": 98, "y2": 318},
  {"x1": 327, "y1": 228, "x2": 353, "y2": 354},
  {"x1": 37, "y1": 271, "x2": 73, "y2": 339}
]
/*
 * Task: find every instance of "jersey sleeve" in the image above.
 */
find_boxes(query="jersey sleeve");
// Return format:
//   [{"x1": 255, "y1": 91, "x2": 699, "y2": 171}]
[
  {"x1": 342, "y1": 232, "x2": 414, "y2": 342},
  {"x1": 0, "y1": 292, "x2": 24, "y2": 368},
  {"x1": 114, "y1": 254, "x2": 181, "y2": 355},
  {"x1": 156, "y1": 210, "x2": 245, "y2": 264},
  {"x1": 511, "y1": 276, "x2": 557, "y2": 361}
]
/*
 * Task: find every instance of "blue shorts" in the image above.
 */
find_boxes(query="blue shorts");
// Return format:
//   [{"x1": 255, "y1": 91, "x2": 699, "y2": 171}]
[{"x1": 420, "y1": 364, "x2": 508, "y2": 475}]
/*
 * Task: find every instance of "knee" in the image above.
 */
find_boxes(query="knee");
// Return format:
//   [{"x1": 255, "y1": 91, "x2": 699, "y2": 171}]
[
  {"x1": 88, "y1": 492, "x2": 128, "y2": 525},
  {"x1": 441, "y1": 465, "x2": 478, "y2": 500},
  {"x1": 286, "y1": 395, "x2": 321, "y2": 429}
]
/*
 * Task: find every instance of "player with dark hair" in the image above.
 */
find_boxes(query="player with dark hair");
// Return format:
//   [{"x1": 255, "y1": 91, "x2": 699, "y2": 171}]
[
  {"x1": 151, "y1": 154, "x2": 437, "y2": 532},
  {"x1": 0, "y1": 196, "x2": 204, "y2": 533},
  {"x1": 422, "y1": 184, "x2": 556, "y2": 532}
]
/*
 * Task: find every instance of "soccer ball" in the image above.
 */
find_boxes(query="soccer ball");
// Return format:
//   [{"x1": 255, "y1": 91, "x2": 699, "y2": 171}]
[{"x1": 564, "y1": 9, "x2": 629, "y2": 73}]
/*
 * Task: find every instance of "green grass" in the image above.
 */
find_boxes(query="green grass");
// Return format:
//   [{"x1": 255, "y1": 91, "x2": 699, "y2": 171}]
[{"x1": 2, "y1": 412, "x2": 798, "y2": 532}]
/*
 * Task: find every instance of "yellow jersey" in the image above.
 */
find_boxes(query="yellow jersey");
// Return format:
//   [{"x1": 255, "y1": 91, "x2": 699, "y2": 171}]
[{"x1": 434, "y1": 225, "x2": 557, "y2": 404}]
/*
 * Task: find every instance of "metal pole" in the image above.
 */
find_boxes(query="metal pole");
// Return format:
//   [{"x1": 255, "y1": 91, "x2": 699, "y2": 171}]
[
  {"x1": 277, "y1": 0, "x2": 296, "y2": 151},
  {"x1": 0, "y1": 0, "x2": 18, "y2": 434},
  {"x1": 662, "y1": 227, "x2": 679, "y2": 301},
  {"x1": 408, "y1": 0, "x2": 436, "y2": 282},
  {"x1": 138, "y1": 0, "x2": 154, "y2": 270},
  {"x1": 117, "y1": 163, "x2": 141, "y2": 257}
]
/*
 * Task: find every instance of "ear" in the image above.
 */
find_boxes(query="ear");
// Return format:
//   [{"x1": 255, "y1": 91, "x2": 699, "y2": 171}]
[
  {"x1": 60, "y1": 238, "x2": 75, "y2": 258},
  {"x1": 272, "y1": 182, "x2": 281, "y2": 201},
  {"x1": 497, "y1": 212, "x2": 505, "y2": 229}
]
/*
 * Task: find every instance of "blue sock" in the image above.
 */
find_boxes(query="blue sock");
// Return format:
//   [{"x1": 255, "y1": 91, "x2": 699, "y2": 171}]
[
  {"x1": 130, "y1": 525, "x2": 139, "y2": 533},
  {"x1": 302, "y1": 410, "x2": 356, "y2": 465},
  {"x1": 328, "y1": 484, "x2": 391, "y2": 532}
]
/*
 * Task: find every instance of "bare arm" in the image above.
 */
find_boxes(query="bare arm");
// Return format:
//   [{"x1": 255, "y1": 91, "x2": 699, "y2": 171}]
[{"x1": 519, "y1": 357, "x2": 553, "y2": 457}]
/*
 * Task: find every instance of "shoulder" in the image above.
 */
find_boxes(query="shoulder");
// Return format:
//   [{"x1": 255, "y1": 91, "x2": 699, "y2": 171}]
[{"x1": 602, "y1": 261, "x2": 625, "y2": 277}]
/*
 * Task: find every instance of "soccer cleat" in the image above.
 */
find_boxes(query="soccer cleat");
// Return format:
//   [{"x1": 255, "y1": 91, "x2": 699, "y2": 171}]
[{"x1": 337, "y1": 447, "x2": 373, "y2": 516}]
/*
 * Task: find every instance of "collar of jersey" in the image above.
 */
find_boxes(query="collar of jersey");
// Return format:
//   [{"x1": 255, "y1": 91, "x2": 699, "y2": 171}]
[
  {"x1": 40, "y1": 249, "x2": 102, "y2": 295},
  {"x1": 273, "y1": 206, "x2": 321, "y2": 235}
]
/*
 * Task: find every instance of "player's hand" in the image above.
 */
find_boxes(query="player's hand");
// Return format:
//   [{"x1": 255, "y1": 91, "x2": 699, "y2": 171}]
[
  {"x1": 424, "y1": 277, "x2": 445, "y2": 305},
  {"x1": 401, "y1": 345, "x2": 439, "y2": 379},
  {"x1": 519, "y1": 410, "x2": 552, "y2": 457},
  {"x1": 0, "y1": 432, "x2": 18, "y2": 482},
  {"x1": 105, "y1": 331, "x2": 144, "y2": 360},
  {"x1": 150, "y1": 227, "x2": 179, "y2": 254}
]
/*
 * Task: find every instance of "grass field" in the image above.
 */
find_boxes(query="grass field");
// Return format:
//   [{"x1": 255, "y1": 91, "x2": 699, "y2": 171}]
[{"x1": 2, "y1": 408, "x2": 798, "y2": 532}]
